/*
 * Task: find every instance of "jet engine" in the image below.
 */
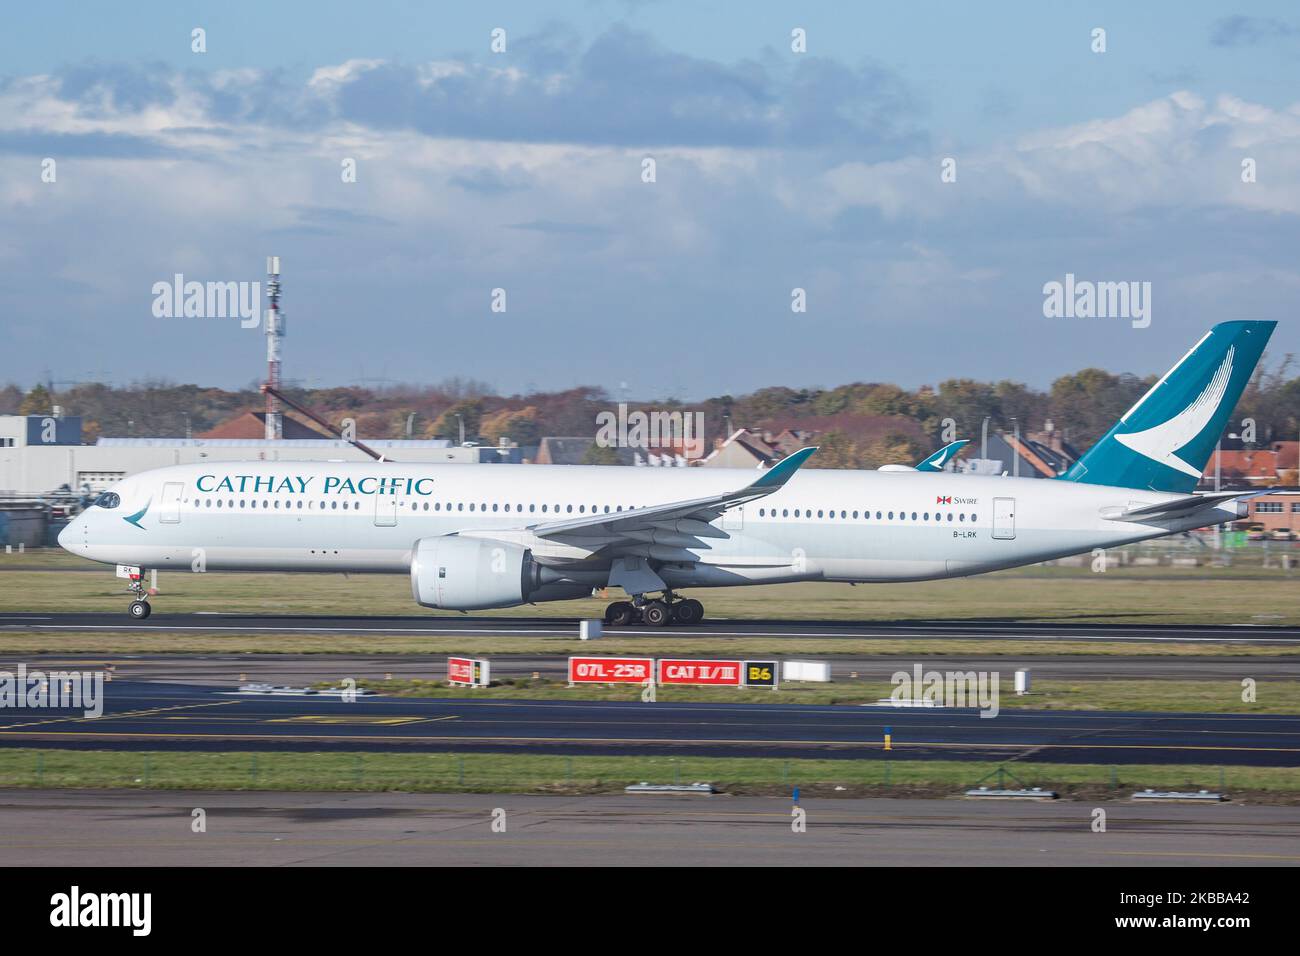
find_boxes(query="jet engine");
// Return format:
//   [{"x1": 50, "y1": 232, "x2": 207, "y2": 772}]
[
  {"x1": 411, "y1": 536, "x2": 540, "y2": 610},
  {"x1": 410, "y1": 536, "x2": 599, "y2": 611}
]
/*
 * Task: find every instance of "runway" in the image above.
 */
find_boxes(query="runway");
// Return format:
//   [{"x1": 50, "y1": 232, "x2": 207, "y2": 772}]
[
  {"x1": 1, "y1": 680, "x2": 1297, "y2": 765},
  {"x1": 4, "y1": 612, "x2": 1300, "y2": 644},
  {"x1": 1, "y1": 790, "x2": 1296, "y2": 866},
  {"x1": 5, "y1": 652, "x2": 1299, "y2": 685}
]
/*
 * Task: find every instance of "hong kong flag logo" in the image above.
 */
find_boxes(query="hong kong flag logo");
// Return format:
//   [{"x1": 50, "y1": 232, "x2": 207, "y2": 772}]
[{"x1": 936, "y1": 495, "x2": 952, "y2": 505}]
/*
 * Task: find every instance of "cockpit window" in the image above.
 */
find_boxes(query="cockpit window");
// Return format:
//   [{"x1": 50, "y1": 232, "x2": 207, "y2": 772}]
[{"x1": 93, "y1": 492, "x2": 121, "y2": 510}]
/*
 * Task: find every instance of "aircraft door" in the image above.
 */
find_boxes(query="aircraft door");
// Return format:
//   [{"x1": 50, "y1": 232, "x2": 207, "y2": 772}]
[
  {"x1": 721, "y1": 504, "x2": 744, "y2": 531},
  {"x1": 374, "y1": 494, "x2": 397, "y2": 527},
  {"x1": 992, "y1": 497, "x2": 1016, "y2": 540},
  {"x1": 160, "y1": 482, "x2": 184, "y2": 524}
]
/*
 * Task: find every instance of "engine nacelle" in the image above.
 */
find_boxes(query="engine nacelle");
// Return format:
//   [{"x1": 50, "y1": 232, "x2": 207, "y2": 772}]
[{"x1": 411, "y1": 536, "x2": 539, "y2": 610}]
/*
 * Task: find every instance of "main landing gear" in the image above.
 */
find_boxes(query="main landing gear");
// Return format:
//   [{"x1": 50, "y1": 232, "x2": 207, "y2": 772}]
[{"x1": 603, "y1": 592, "x2": 705, "y2": 627}]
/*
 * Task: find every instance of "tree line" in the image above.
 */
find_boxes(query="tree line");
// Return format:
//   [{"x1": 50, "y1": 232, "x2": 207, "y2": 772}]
[{"x1": 4, "y1": 356, "x2": 1298, "y2": 469}]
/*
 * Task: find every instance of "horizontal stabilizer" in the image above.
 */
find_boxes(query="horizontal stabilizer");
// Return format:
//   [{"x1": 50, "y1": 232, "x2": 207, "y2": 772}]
[{"x1": 1100, "y1": 490, "x2": 1251, "y2": 522}]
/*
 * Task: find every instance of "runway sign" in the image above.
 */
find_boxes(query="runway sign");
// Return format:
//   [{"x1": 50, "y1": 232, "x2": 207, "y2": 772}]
[
  {"x1": 657, "y1": 659, "x2": 743, "y2": 686},
  {"x1": 448, "y1": 656, "x2": 490, "y2": 687},
  {"x1": 568, "y1": 657, "x2": 654, "y2": 684},
  {"x1": 742, "y1": 661, "x2": 780, "y2": 688},
  {"x1": 781, "y1": 660, "x2": 829, "y2": 683}
]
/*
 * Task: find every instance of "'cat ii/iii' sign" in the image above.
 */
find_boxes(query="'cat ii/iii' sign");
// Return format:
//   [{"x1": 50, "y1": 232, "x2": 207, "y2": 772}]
[{"x1": 658, "y1": 659, "x2": 779, "y2": 687}]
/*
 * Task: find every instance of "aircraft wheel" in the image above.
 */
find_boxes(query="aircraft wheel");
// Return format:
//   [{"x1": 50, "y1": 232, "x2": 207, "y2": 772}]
[
  {"x1": 128, "y1": 600, "x2": 152, "y2": 620},
  {"x1": 672, "y1": 599, "x2": 704, "y2": 626},
  {"x1": 642, "y1": 600, "x2": 671, "y2": 627},
  {"x1": 604, "y1": 601, "x2": 635, "y2": 626}
]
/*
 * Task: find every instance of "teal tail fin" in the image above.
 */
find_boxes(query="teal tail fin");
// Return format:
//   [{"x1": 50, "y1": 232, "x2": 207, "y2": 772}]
[
  {"x1": 1060, "y1": 320, "x2": 1276, "y2": 493},
  {"x1": 916, "y1": 439, "x2": 969, "y2": 472}
]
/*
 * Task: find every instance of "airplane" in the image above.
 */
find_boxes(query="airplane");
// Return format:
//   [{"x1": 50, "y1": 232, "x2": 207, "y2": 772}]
[{"x1": 59, "y1": 320, "x2": 1274, "y2": 626}]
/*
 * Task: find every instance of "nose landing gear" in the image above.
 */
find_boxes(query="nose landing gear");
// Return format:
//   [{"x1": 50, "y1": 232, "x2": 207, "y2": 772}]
[{"x1": 126, "y1": 572, "x2": 152, "y2": 620}]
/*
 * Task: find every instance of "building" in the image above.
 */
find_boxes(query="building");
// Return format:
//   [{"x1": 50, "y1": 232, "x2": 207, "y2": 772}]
[
  {"x1": 0, "y1": 414, "x2": 467, "y2": 497},
  {"x1": 702, "y1": 429, "x2": 781, "y2": 469},
  {"x1": 1237, "y1": 491, "x2": 1300, "y2": 536},
  {"x1": 1203, "y1": 442, "x2": 1300, "y2": 489},
  {"x1": 532, "y1": 436, "x2": 694, "y2": 466},
  {"x1": 197, "y1": 411, "x2": 331, "y2": 441},
  {"x1": 961, "y1": 428, "x2": 1079, "y2": 478}
]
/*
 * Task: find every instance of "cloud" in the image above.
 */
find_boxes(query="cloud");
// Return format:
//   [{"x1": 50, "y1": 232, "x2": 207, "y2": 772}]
[
  {"x1": 0, "y1": 25, "x2": 920, "y2": 155},
  {"x1": 0, "y1": 129, "x2": 178, "y2": 158},
  {"x1": 1, "y1": 32, "x2": 1299, "y2": 395},
  {"x1": 1210, "y1": 16, "x2": 1298, "y2": 48}
]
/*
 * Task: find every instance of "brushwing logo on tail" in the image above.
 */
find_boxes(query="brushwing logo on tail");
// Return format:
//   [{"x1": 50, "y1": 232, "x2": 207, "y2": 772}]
[{"x1": 1114, "y1": 346, "x2": 1234, "y2": 478}]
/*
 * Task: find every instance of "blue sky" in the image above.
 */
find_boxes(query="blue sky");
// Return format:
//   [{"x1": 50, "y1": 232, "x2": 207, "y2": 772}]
[{"x1": 3, "y1": 1, "x2": 1300, "y2": 398}]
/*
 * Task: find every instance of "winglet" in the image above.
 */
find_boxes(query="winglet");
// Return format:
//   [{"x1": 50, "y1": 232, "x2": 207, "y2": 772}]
[{"x1": 751, "y1": 446, "x2": 817, "y2": 489}]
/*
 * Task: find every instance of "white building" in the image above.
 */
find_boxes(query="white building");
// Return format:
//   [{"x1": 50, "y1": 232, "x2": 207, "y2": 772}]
[{"x1": 0, "y1": 415, "x2": 512, "y2": 496}]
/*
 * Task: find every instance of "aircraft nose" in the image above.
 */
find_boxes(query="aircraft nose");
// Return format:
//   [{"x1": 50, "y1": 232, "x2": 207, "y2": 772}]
[{"x1": 57, "y1": 515, "x2": 80, "y2": 552}]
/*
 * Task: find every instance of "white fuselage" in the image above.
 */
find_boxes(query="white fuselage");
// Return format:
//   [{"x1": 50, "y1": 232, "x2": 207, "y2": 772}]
[{"x1": 59, "y1": 460, "x2": 1234, "y2": 596}]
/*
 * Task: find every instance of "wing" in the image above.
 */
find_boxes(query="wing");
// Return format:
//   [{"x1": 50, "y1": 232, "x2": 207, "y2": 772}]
[{"x1": 526, "y1": 446, "x2": 817, "y2": 555}]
